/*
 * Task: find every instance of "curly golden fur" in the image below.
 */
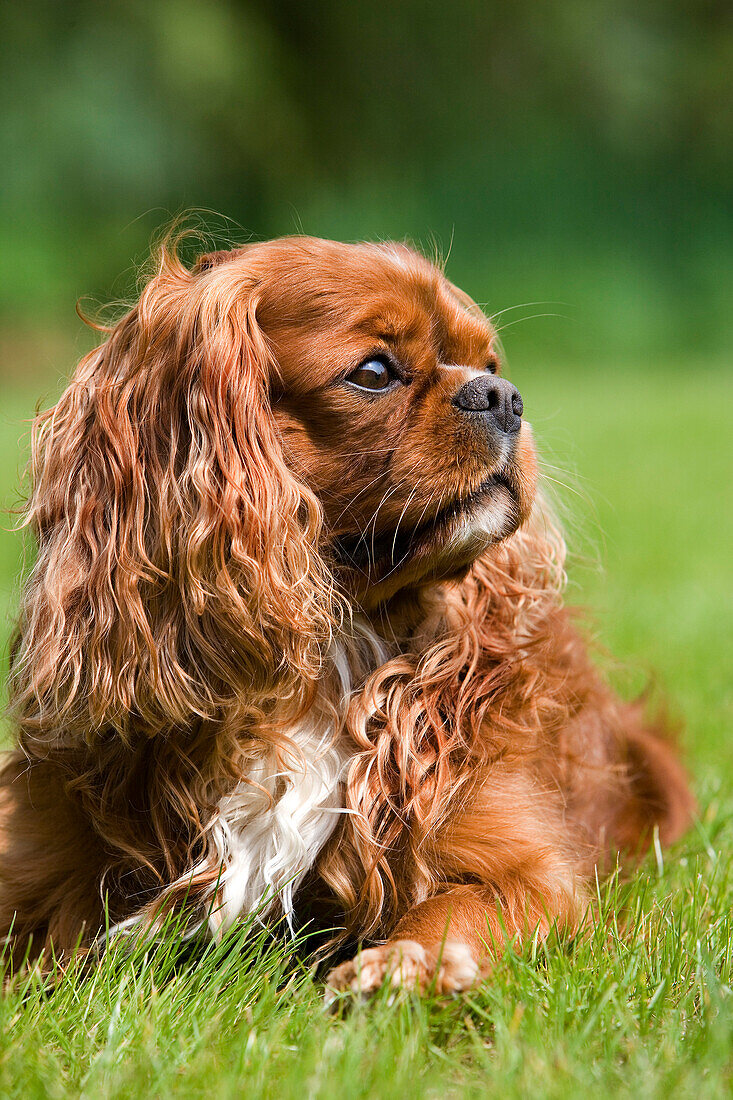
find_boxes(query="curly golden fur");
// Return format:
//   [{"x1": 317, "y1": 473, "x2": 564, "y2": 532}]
[{"x1": 0, "y1": 236, "x2": 693, "y2": 987}]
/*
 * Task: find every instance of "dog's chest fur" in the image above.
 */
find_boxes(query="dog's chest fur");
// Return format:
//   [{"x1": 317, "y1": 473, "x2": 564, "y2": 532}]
[{"x1": 207, "y1": 622, "x2": 391, "y2": 934}]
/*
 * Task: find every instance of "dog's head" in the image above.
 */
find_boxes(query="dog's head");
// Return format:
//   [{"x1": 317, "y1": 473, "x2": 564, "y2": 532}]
[
  {"x1": 15, "y1": 237, "x2": 538, "y2": 744},
  {"x1": 203, "y1": 237, "x2": 537, "y2": 605}
]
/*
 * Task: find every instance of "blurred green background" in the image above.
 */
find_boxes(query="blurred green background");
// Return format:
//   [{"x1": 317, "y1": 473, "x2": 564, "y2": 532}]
[
  {"x1": 0, "y1": 0, "x2": 730, "y2": 770},
  {"x1": 2, "y1": 0, "x2": 733, "y2": 360}
]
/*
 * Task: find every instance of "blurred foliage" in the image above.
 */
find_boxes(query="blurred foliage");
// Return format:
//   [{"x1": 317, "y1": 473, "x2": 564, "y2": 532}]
[{"x1": 1, "y1": 0, "x2": 732, "y2": 363}]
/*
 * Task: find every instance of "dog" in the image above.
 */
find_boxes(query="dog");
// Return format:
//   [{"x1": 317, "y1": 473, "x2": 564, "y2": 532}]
[{"x1": 0, "y1": 236, "x2": 693, "y2": 990}]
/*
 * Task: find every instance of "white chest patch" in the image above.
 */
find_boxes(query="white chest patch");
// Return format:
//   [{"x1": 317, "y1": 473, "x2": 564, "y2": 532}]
[
  {"x1": 206, "y1": 625, "x2": 390, "y2": 936},
  {"x1": 207, "y1": 713, "x2": 350, "y2": 934}
]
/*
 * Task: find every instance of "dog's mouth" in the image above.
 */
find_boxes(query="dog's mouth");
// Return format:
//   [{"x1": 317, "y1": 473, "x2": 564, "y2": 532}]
[
  {"x1": 332, "y1": 471, "x2": 519, "y2": 577},
  {"x1": 432, "y1": 471, "x2": 515, "y2": 526}
]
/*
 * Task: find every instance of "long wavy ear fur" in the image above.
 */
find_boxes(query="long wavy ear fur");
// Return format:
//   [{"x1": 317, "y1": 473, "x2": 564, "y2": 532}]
[
  {"x1": 12, "y1": 246, "x2": 337, "y2": 749},
  {"x1": 5, "y1": 246, "x2": 337, "y2": 915}
]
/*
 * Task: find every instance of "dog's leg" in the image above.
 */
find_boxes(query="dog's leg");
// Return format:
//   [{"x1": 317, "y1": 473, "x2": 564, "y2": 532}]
[
  {"x1": 325, "y1": 876, "x2": 580, "y2": 995},
  {"x1": 326, "y1": 767, "x2": 584, "y2": 995}
]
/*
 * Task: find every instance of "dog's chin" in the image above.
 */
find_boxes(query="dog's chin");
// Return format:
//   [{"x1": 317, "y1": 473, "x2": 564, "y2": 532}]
[
  {"x1": 338, "y1": 474, "x2": 528, "y2": 608},
  {"x1": 434, "y1": 478, "x2": 519, "y2": 566}
]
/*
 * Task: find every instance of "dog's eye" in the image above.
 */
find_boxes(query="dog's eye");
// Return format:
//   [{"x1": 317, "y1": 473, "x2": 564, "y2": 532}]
[
  {"x1": 485, "y1": 356, "x2": 499, "y2": 374},
  {"x1": 345, "y1": 358, "x2": 396, "y2": 392}
]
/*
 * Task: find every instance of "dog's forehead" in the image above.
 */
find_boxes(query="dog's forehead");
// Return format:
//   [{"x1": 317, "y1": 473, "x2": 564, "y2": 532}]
[
  {"x1": 256, "y1": 238, "x2": 436, "y2": 308},
  {"x1": 251, "y1": 238, "x2": 494, "y2": 351}
]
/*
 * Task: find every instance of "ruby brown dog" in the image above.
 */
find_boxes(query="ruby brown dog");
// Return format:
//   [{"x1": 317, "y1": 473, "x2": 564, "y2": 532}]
[{"x1": 0, "y1": 237, "x2": 693, "y2": 990}]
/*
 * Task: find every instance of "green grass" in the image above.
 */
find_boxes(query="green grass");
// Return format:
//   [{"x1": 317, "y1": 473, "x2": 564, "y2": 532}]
[{"x1": 0, "y1": 356, "x2": 731, "y2": 1098}]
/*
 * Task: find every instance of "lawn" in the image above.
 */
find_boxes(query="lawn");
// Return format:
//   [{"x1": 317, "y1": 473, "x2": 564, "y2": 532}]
[{"x1": 0, "y1": 354, "x2": 731, "y2": 1098}]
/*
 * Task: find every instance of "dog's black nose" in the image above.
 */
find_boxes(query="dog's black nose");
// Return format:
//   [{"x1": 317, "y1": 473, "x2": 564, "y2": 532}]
[{"x1": 452, "y1": 375, "x2": 523, "y2": 434}]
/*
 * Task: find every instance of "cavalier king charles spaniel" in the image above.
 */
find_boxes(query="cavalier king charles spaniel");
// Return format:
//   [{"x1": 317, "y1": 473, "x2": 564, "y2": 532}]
[{"x1": 0, "y1": 237, "x2": 693, "y2": 991}]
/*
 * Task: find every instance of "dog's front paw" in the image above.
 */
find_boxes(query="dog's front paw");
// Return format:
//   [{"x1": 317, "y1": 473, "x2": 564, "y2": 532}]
[{"x1": 325, "y1": 938, "x2": 479, "y2": 997}]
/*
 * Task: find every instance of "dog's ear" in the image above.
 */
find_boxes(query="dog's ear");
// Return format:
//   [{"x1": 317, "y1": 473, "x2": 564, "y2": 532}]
[{"x1": 11, "y1": 247, "x2": 336, "y2": 749}]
